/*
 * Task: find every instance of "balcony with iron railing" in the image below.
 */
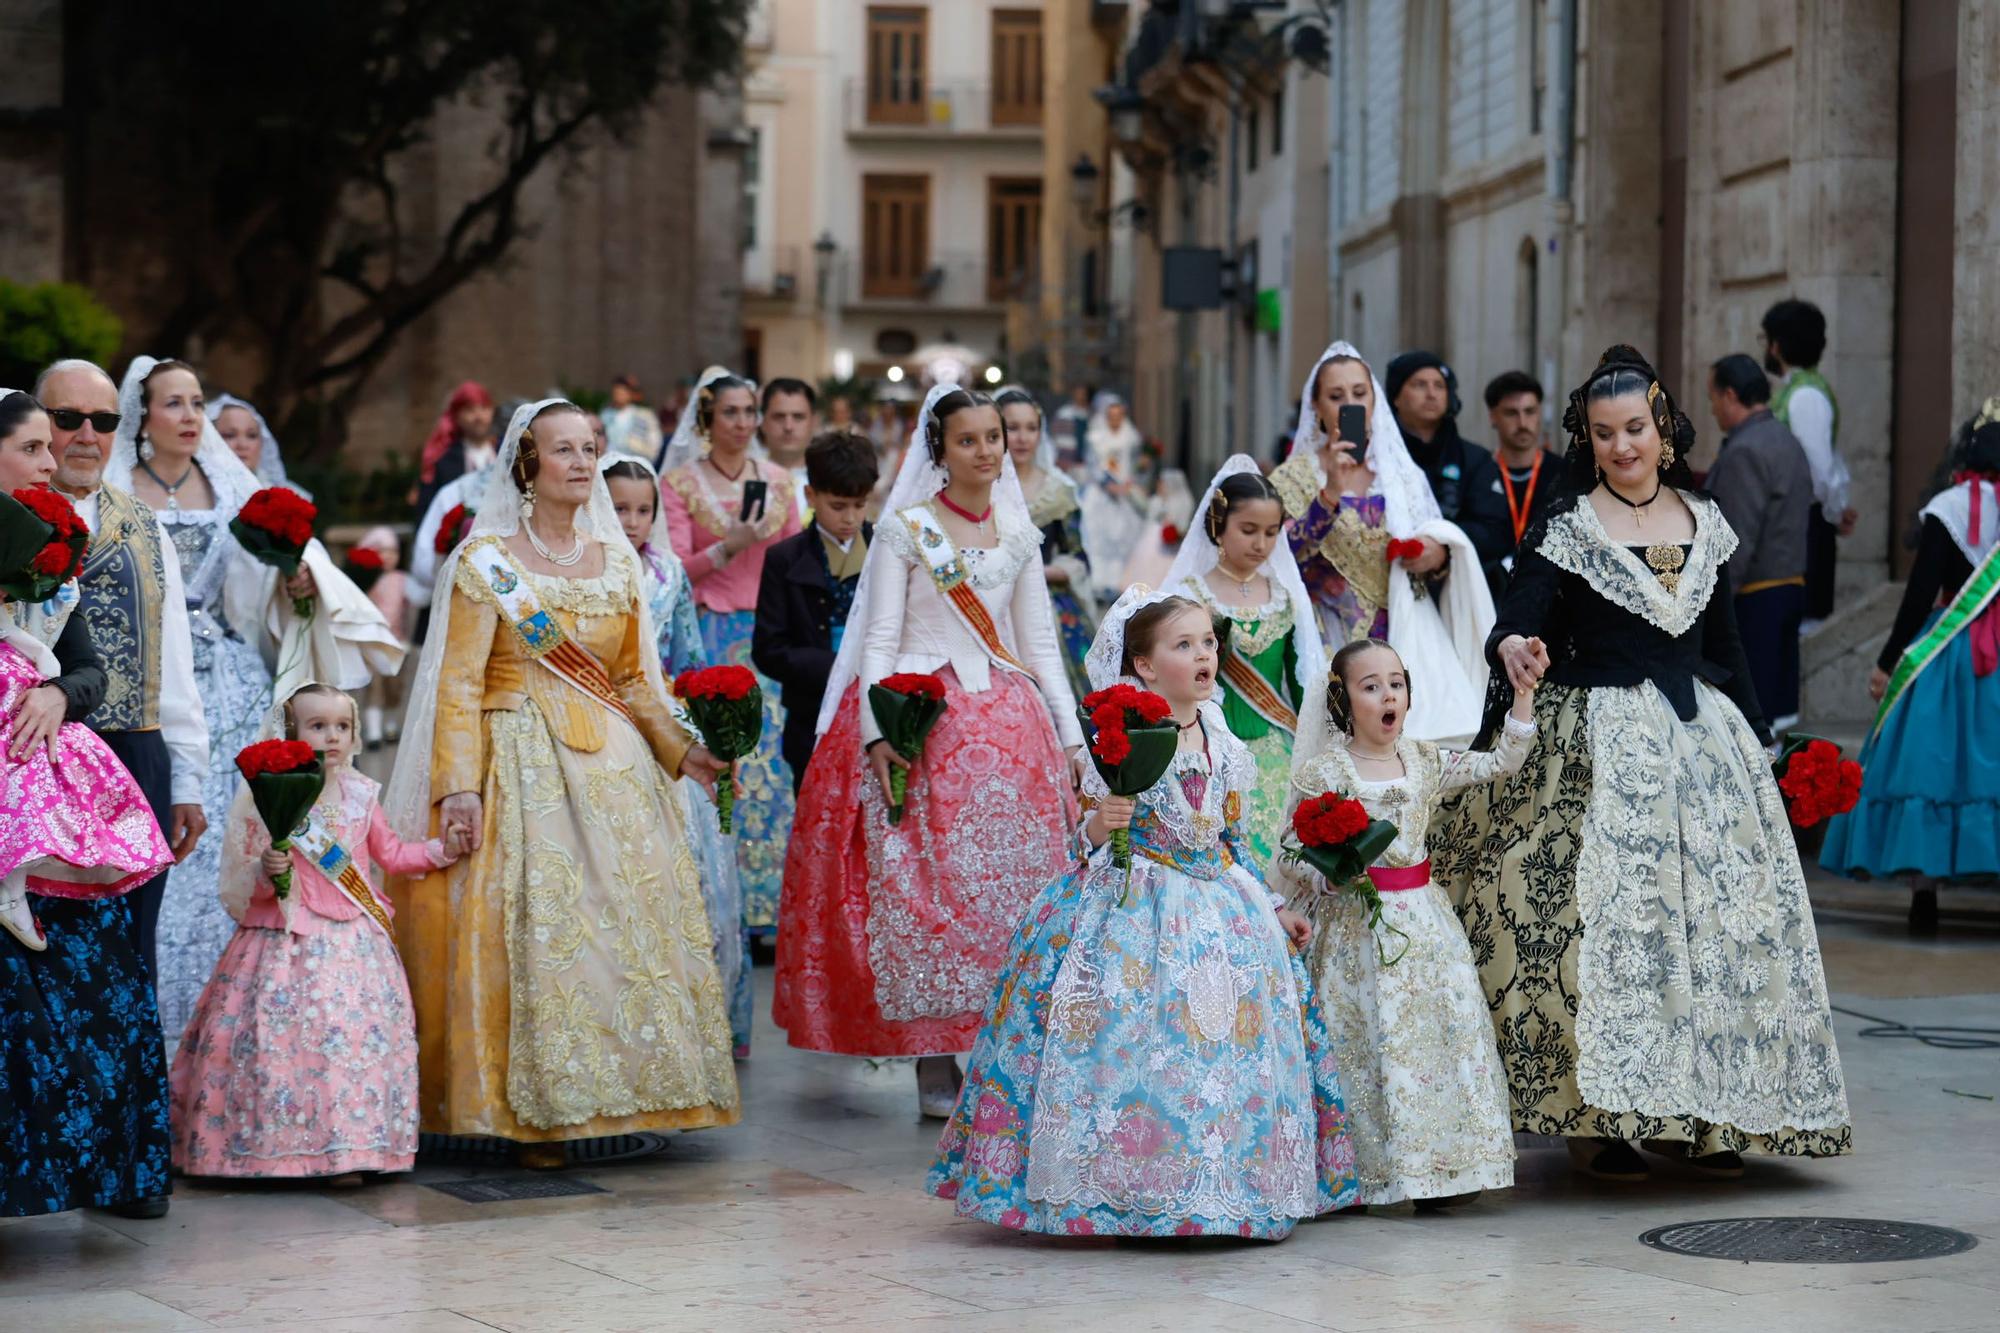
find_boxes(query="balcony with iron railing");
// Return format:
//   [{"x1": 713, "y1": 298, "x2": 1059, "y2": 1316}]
[
  {"x1": 842, "y1": 78, "x2": 1044, "y2": 140},
  {"x1": 825, "y1": 248, "x2": 1039, "y2": 313}
]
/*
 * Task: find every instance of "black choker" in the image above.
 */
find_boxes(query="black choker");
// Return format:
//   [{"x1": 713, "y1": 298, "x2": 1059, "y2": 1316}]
[{"x1": 1602, "y1": 480, "x2": 1663, "y2": 510}]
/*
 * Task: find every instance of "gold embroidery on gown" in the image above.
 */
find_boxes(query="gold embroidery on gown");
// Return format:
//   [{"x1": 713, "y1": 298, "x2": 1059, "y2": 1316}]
[{"x1": 394, "y1": 538, "x2": 738, "y2": 1139}]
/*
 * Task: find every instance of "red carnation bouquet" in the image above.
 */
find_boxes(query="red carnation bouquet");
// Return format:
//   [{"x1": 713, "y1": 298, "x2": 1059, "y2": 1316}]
[
  {"x1": 343, "y1": 545, "x2": 386, "y2": 594},
  {"x1": 1386, "y1": 538, "x2": 1426, "y2": 563},
  {"x1": 0, "y1": 487, "x2": 89, "y2": 602},
  {"x1": 674, "y1": 664, "x2": 765, "y2": 833},
  {"x1": 231, "y1": 486, "x2": 318, "y2": 614},
  {"x1": 867, "y1": 672, "x2": 949, "y2": 824},
  {"x1": 1286, "y1": 790, "x2": 1407, "y2": 964},
  {"x1": 1773, "y1": 735, "x2": 1863, "y2": 834},
  {"x1": 1076, "y1": 683, "x2": 1180, "y2": 901},
  {"x1": 434, "y1": 502, "x2": 475, "y2": 556},
  {"x1": 1160, "y1": 524, "x2": 1182, "y2": 546},
  {"x1": 235, "y1": 738, "x2": 325, "y2": 902}
]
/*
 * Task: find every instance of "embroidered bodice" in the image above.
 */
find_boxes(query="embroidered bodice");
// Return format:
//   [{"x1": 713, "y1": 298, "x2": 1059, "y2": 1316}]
[
  {"x1": 433, "y1": 537, "x2": 692, "y2": 799},
  {"x1": 234, "y1": 766, "x2": 448, "y2": 933},
  {"x1": 638, "y1": 544, "x2": 705, "y2": 676},
  {"x1": 1081, "y1": 705, "x2": 1260, "y2": 880},
  {"x1": 858, "y1": 504, "x2": 1083, "y2": 747},
  {"x1": 1182, "y1": 575, "x2": 1295, "y2": 660},
  {"x1": 1293, "y1": 716, "x2": 1535, "y2": 869},
  {"x1": 1495, "y1": 492, "x2": 1766, "y2": 731}
]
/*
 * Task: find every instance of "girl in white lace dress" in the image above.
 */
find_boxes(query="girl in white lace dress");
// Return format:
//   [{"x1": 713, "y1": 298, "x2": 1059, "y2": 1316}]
[{"x1": 1285, "y1": 639, "x2": 1536, "y2": 1208}]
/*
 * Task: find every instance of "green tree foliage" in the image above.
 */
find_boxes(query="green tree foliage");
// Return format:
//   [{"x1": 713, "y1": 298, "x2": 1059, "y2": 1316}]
[
  {"x1": 72, "y1": 0, "x2": 747, "y2": 456},
  {"x1": 0, "y1": 281, "x2": 122, "y2": 391}
]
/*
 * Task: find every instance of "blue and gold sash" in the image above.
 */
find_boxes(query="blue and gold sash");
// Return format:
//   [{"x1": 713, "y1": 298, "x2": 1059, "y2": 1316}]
[
  {"x1": 900, "y1": 503, "x2": 1029, "y2": 675},
  {"x1": 466, "y1": 540, "x2": 635, "y2": 725},
  {"x1": 290, "y1": 813, "x2": 395, "y2": 940}
]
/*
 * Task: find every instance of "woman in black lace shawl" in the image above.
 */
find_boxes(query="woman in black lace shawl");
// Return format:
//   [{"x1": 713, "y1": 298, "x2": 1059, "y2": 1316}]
[{"x1": 1430, "y1": 345, "x2": 1852, "y2": 1182}]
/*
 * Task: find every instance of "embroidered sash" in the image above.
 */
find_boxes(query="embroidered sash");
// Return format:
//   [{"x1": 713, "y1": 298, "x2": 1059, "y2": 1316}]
[
  {"x1": 289, "y1": 813, "x2": 395, "y2": 940},
  {"x1": 79, "y1": 485, "x2": 167, "y2": 731},
  {"x1": 1875, "y1": 541, "x2": 2000, "y2": 735},
  {"x1": 1219, "y1": 647, "x2": 1298, "y2": 732},
  {"x1": 466, "y1": 540, "x2": 635, "y2": 725},
  {"x1": 900, "y1": 503, "x2": 1030, "y2": 674}
]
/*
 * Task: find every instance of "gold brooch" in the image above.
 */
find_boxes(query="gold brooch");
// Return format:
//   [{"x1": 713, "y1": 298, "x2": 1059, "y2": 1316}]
[{"x1": 1645, "y1": 543, "x2": 1686, "y2": 594}]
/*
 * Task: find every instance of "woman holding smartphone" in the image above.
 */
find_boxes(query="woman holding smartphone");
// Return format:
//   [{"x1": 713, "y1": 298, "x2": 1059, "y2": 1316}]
[
  {"x1": 1266, "y1": 341, "x2": 1494, "y2": 744},
  {"x1": 661, "y1": 365, "x2": 804, "y2": 946}
]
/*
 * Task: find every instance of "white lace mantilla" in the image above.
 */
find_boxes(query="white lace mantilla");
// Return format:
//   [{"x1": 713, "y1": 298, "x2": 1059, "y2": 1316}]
[
  {"x1": 1573, "y1": 679, "x2": 1849, "y2": 1133},
  {"x1": 1536, "y1": 492, "x2": 1737, "y2": 637}
]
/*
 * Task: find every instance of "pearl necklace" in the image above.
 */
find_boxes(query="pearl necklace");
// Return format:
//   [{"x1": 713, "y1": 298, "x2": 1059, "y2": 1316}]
[
  {"x1": 1347, "y1": 742, "x2": 1399, "y2": 762},
  {"x1": 141, "y1": 459, "x2": 197, "y2": 510},
  {"x1": 525, "y1": 517, "x2": 585, "y2": 567}
]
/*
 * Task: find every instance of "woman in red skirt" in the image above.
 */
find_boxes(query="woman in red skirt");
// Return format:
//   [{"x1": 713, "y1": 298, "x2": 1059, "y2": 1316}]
[{"x1": 774, "y1": 382, "x2": 1085, "y2": 1116}]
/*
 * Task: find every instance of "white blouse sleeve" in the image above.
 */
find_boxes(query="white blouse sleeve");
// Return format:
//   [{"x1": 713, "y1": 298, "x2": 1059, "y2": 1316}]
[
  {"x1": 1436, "y1": 713, "x2": 1537, "y2": 794},
  {"x1": 1010, "y1": 535, "x2": 1084, "y2": 748},
  {"x1": 857, "y1": 526, "x2": 913, "y2": 748}
]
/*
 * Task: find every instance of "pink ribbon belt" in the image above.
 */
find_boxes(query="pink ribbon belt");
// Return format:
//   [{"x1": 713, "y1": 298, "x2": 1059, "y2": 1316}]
[{"x1": 1366, "y1": 859, "x2": 1431, "y2": 892}]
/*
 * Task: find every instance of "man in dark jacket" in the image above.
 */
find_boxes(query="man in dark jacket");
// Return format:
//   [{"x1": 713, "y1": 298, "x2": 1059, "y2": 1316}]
[
  {"x1": 752, "y1": 430, "x2": 878, "y2": 792},
  {"x1": 1385, "y1": 351, "x2": 1512, "y2": 591},
  {"x1": 1706, "y1": 352, "x2": 1814, "y2": 728},
  {"x1": 1481, "y1": 370, "x2": 1568, "y2": 597}
]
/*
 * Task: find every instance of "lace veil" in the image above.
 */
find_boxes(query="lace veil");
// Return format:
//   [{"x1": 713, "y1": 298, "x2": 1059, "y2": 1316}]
[
  {"x1": 1161, "y1": 453, "x2": 1328, "y2": 694},
  {"x1": 659, "y1": 365, "x2": 751, "y2": 476},
  {"x1": 383, "y1": 397, "x2": 669, "y2": 837},
  {"x1": 104, "y1": 355, "x2": 262, "y2": 520},
  {"x1": 812, "y1": 378, "x2": 1033, "y2": 735},
  {"x1": 206, "y1": 392, "x2": 306, "y2": 495},
  {"x1": 1287, "y1": 340, "x2": 1442, "y2": 539}
]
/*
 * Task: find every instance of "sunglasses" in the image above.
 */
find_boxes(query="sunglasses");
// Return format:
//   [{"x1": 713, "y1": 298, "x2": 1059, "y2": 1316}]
[{"x1": 46, "y1": 408, "x2": 123, "y2": 433}]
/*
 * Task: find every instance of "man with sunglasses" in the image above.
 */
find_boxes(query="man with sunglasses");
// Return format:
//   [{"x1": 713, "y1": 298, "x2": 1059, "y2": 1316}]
[{"x1": 38, "y1": 364, "x2": 210, "y2": 962}]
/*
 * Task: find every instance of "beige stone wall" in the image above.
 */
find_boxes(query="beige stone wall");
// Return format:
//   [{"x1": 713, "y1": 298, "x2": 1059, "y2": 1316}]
[
  {"x1": 1955, "y1": 0, "x2": 2000, "y2": 423},
  {"x1": 340, "y1": 82, "x2": 740, "y2": 465}
]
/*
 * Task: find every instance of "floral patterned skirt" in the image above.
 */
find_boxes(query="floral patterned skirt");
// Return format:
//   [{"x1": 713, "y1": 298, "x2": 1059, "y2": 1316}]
[
  {"x1": 696, "y1": 609, "x2": 795, "y2": 934},
  {"x1": 772, "y1": 670, "x2": 1077, "y2": 1057},
  {"x1": 1431, "y1": 682, "x2": 1852, "y2": 1157},
  {"x1": 3, "y1": 895, "x2": 171, "y2": 1217},
  {"x1": 927, "y1": 852, "x2": 1357, "y2": 1237},
  {"x1": 169, "y1": 920, "x2": 418, "y2": 1177},
  {"x1": 1049, "y1": 583, "x2": 1097, "y2": 702},
  {"x1": 1235, "y1": 727, "x2": 1293, "y2": 873},
  {"x1": 1294, "y1": 880, "x2": 1513, "y2": 1204},
  {"x1": 396, "y1": 698, "x2": 739, "y2": 1140},
  {"x1": 0, "y1": 643, "x2": 174, "y2": 900}
]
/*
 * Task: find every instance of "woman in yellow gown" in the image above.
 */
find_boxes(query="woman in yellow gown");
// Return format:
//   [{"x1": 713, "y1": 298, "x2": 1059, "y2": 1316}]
[{"x1": 385, "y1": 399, "x2": 739, "y2": 1158}]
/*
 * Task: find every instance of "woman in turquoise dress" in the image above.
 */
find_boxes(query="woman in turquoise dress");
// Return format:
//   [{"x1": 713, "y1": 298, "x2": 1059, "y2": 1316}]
[
  {"x1": 1161, "y1": 456, "x2": 1327, "y2": 869},
  {"x1": 998, "y1": 388, "x2": 1095, "y2": 697},
  {"x1": 604, "y1": 453, "x2": 752, "y2": 1052},
  {"x1": 1821, "y1": 405, "x2": 2000, "y2": 930},
  {"x1": 928, "y1": 588, "x2": 1357, "y2": 1237}
]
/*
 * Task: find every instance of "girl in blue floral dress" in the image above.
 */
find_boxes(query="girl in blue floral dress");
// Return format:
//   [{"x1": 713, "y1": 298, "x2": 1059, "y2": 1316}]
[{"x1": 928, "y1": 588, "x2": 1358, "y2": 1238}]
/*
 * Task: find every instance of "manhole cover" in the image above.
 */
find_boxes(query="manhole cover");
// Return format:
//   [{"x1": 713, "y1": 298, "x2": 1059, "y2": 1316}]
[
  {"x1": 425, "y1": 1176, "x2": 610, "y2": 1204},
  {"x1": 1640, "y1": 1217, "x2": 1977, "y2": 1264},
  {"x1": 418, "y1": 1132, "x2": 670, "y2": 1166}
]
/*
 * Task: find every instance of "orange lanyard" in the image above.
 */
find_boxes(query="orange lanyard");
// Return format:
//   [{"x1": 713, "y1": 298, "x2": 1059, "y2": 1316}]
[{"x1": 1499, "y1": 452, "x2": 1543, "y2": 546}]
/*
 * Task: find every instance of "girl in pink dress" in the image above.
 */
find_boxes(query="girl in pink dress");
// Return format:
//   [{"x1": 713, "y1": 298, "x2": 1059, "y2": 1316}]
[
  {"x1": 169, "y1": 683, "x2": 463, "y2": 1181},
  {"x1": 1, "y1": 393, "x2": 175, "y2": 953}
]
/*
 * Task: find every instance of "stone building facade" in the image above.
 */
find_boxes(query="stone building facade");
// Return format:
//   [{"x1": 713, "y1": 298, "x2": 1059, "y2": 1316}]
[{"x1": 1097, "y1": 0, "x2": 2000, "y2": 724}]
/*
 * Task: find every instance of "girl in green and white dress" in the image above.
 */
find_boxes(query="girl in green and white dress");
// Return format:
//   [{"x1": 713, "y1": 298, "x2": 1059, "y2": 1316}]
[{"x1": 1163, "y1": 455, "x2": 1328, "y2": 869}]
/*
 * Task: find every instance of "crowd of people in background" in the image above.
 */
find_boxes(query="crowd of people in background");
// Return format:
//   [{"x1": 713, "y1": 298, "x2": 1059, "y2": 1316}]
[{"x1": 10, "y1": 291, "x2": 1998, "y2": 1242}]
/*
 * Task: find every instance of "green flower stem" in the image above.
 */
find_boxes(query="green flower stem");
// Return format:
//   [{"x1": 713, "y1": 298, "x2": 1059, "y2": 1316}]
[
  {"x1": 717, "y1": 760, "x2": 736, "y2": 834},
  {"x1": 888, "y1": 764, "x2": 909, "y2": 824},
  {"x1": 270, "y1": 838, "x2": 293, "y2": 901},
  {"x1": 1113, "y1": 826, "x2": 1134, "y2": 906}
]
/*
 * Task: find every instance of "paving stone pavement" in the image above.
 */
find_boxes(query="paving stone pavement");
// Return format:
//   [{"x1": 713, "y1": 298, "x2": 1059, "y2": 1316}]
[{"x1": 5, "y1": 877, "x2": 1998, "y2": 1332}]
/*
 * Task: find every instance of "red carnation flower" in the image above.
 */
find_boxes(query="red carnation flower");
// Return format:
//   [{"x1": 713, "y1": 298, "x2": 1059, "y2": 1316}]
[
  {"x1": 347, "y1": 547, "x2": 385, "y2": 570},
  {"x1": 235, "y1": 737, "x2": 318, "y2": 781},
  {"x1": 878, "y1": 672, "x2": 947, "y2": 700},
  {"x1": 434, "y1": 504, "x2": 471, "y2": 555},
  {"x1": 676, "y1": 664, "x2": 759, "y2": 703},
  {"x1": 1161, "y1": 524, "x2": 1181, "y2": 546}
]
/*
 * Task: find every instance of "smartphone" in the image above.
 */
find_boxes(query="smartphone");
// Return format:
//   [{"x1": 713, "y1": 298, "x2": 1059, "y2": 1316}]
[
  {"x1": 739, "y1": 478, "x2": 769, "y2": 522},
  {"x1": 1337, "y1": 404, "x2": 1367, "y2": 446}
]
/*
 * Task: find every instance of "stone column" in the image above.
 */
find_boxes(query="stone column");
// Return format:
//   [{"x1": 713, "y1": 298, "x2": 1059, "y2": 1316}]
[{"x1": 1954, "y1": 0, "x2": 2000, "y2": 424}]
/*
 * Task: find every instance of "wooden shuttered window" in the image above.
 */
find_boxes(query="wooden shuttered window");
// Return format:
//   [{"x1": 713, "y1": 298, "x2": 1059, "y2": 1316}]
[
  {"x1": 990, "y1": 9, "x2": 1043, "y2": 126},
  {"x1": 867, "y1": 7, "x2": 928, "y2": 125},
  {"x1": 863, "y1": 173, "x2": 931, "y2": 298}
]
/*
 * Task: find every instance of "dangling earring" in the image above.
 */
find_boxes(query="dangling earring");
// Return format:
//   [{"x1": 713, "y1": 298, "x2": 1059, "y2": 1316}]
[
  {"x1": 1659, "y1": 440, "x2": 1677, "y2": 470},
  {"x1": 521, "y1": 480, "x2": 537, "y2": 519},
  {"x1": 139, "y1": 435, "x2": 155, "y2": 463}
]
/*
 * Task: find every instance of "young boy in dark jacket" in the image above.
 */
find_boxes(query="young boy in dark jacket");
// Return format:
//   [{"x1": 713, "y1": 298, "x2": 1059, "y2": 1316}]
[{"x1": 753, "y1": 430, "x2": 878, "y2": 793}]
